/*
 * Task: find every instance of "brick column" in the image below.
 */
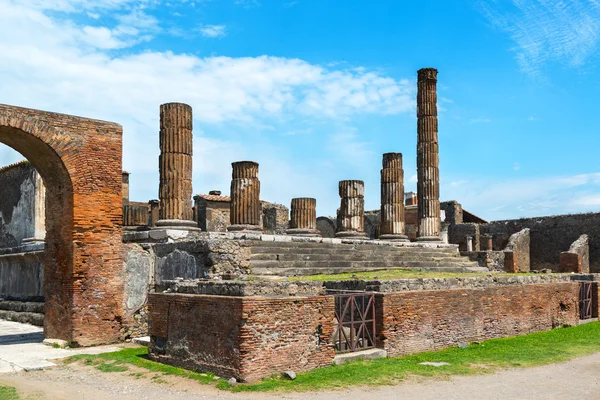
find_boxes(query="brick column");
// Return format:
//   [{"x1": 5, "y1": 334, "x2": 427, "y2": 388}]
[
  {"x1": 379, "y1": 152, "x2": 409, "y2": 241},
  {"x1": 228, "y1": 161, "x2": 262, "y2": 232},
  {"x1": 156, "y1": 103, "x2": 197, "y2": 229},
  {"x1": 416, "y1": 68, "x2": 442, "y2": 241},
  {"x1": 287, "y1": 197, "x2": 320, "y2": 237},
  {"x1": 335, "y1": 180, "x2": 368, "y2": 239}
]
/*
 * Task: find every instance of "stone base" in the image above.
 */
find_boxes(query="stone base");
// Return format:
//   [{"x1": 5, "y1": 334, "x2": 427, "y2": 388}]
[
  {"x1": 378, "y1": 234, "x2": 409, "y2": 242},
  {"x1": 286, "y1": 228, "x2": 322, "y2": 237},
  {"x1": 416, "y1": 236, "x2": 443, "y2": 242},
  {"x1": 155, "y1": 219, "x2": 200, "y2": 231},
  {"x1": 335, "y1": 231, "x2": 369, "y2": 239},
  {"x1": 227, "y1": 224, "x2": 262, "y2": 233},
  {"x1": 21, "y1": 237, "x2": 45, "y2": 245},
  {"x1": 124, "y1": 226, "x2": 151, "y2": 232}
]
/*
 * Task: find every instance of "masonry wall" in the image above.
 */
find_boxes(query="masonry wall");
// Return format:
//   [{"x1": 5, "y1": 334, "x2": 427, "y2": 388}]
[
  {"x1": 484, "y1": 213, "x2": 600, "y2": 272},
  {"x1": 0, "y1": 162, "x2": 40, "y2": 248},
  {"x1": 380, "y1": 282, "x2": 580, "y2": 356},
  {"x1": 148, "y1": 293, "x2": 336, "y2": 382},
  {"x1": 0, "y1": 249, "x2": 44, "y2": 300}
]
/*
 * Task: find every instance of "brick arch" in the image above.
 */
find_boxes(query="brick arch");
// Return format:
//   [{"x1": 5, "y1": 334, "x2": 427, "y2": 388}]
[{"x1": 0, "y1": 104, "x2": 124, "y2": 346}]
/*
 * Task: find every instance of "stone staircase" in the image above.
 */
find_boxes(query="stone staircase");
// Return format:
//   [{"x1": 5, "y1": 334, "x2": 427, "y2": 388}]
[
  {"x1": 250, "y1": 241, "x2": 486, "y2": 276},
  {"x1": 0, "y1": 300, "x2": 43, "y2": 326}
]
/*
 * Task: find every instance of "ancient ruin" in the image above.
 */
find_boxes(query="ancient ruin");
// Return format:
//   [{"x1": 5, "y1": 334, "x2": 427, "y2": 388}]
[
  {"x1": 335, "y1": 180, "x2": 368, "y2": 238},
  {"x1": 416, "y1": 68, "x2": 442, "y2": 242},
  {"x1": 379, "y1": 153, "x2": 409, "y2": 241},
  {"x1": 1, "y1": 67, "x2": 599, "y2": 382},
  {"x1": 156, "y1": 103, "x2": 197, "y2": 229},
  {"x1": 287, "y1": 198, "x2": 320, "y2": 237}
]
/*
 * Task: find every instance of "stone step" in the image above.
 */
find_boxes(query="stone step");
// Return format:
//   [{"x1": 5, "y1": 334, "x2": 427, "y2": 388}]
[
  {"x1": 0, "y1": 300, "x2": 44, "y2": 314},
  {"x1": 251, "y1": 259, "x2": 482, "y2": 276},
  {"x1": 250, "y1": 246, "x2": 459, "y2": 256},
  {"x1": 0, "y1": 310, "x2": 43, "y2": 327},
  {"x1": 252, "y1": 264, "x2": 487, "y2": 277},
  {"x1": 250, "y1": 241, "x2": 458, "y2": 251},
  {"x1": 250, "y1": 252, "x2": 462, "y2": 261}
]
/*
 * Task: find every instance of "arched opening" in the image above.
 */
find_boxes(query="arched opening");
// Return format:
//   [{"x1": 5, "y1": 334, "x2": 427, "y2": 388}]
[
  {"x1": 0, "y1": 132, "x2": 74, "y2": 341},
  {"x1": 0, "y1": 104, "x2": 124, "y2": 346}
]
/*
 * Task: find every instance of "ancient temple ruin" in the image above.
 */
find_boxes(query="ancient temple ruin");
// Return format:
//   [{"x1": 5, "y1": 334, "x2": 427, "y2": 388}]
[{"x1": 0, "y1": 68, "x2": 599, "y2": 381}]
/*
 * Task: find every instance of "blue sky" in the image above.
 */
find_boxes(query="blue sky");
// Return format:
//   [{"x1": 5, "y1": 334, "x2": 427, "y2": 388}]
[{"x1": 1, "y1": 0, "x2": 600, "y2": 221}]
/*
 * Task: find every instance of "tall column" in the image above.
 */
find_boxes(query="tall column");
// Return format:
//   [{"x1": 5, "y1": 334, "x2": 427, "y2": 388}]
[
  {"x1": 287, "y1": 198, "x2": 320, "y2": 237},
  {"x1": 228, "y1": 161, "x2": 261, "y2": 232},
  {"x1": 156, "y1": 102, "x2": 197, "y2": 229},
  {"x1": 379, "y1": 153, "x2": 408, "y2": 241},
  {"x1": 335, "y1": 180, "x2": 368, "y2": 239},
  {"x1": 23, "y1": 171, "x2": 46, "y2": 244},
  {"x1": 416, "y1": 68, "x2": 442, "y2": 241}
]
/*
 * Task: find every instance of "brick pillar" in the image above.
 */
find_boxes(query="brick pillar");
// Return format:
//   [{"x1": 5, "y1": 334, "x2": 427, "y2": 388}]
[
  {"x1": 379, "y1": 153, "x2": 409, "y2": 241},
  {"x1": 287, "y1": 197, "x2": 320, "y2": 237},
  {"x1": 416, "y1": 68, "x2": 442, "y2": 242},
  {"x1": 335, "y1": 180, "x2": 368, "y2": 239},
  {"x1": 228, "y1": 161, "x2": 262, "y2": 232},
  {"x1": 156, "y1": 103, "x2": 197, "y2": 229}
]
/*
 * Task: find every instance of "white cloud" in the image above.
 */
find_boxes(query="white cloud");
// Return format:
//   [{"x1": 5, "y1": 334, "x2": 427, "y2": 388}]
[
  {"x1": 199, "y1": 24, "x2": 227, "y2": 38},
  {"x1": 513, "y1": 162, "x2": 520, "y2": 171},
  {"x1": 479, "y1": 0, "x2": 600, "y2": 75}
]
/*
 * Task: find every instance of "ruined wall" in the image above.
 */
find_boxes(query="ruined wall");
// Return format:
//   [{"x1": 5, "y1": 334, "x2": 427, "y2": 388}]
[
  {"x1": 381, "y1": 282, "x2": 580, "y2": 357},
  {"x1": 316, "y1": 216, "x2": 336, "y2": 238},
  {"x1": 559, "y1": 235, "x2": 590, "y2": 273},
  {"x1": 0, "y1": 161, "x2": 43, "y2": 248},
  {"x1": 148, "y1": 293, "x2": 336, "y2": 382},
  {"x1": 0, "y1": 248, "x2": 44, "y2": 300},
  {"x1": 485, "y1": 213, "x2": 600, "y2": 272},
  {"x1": 261, "y1": 202, "x2": 289, "y2": 235}
]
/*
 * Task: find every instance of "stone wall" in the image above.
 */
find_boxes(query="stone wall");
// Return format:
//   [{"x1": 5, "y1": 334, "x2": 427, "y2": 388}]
[
  {"x1": 316, "y1": 216, "x2": 336, "y2": 238},
  {"x1": 504, "y1": 229, "x2": 530, "y2": 272},
  {"x1": 0, "y1": 161, "x2": 44, "y2": 248},
  {"x1": 261, "y1": 202, "x2": 289, "y2": 235},
  {"x1": 485, "y1": 213, "x2": 600, "y2": 272},
  {"x1": 148, "y1": 293, "x2": 336, "y2": 382},
  {"x1": 559, "y1": 235, "x2": 590, "y2": 273},
  {"x1": 0, "y1": 248, "x2": 44, "y2": 300},
  {"x1": 380, "y1": 282, "x2": 580, "y2": 357}
]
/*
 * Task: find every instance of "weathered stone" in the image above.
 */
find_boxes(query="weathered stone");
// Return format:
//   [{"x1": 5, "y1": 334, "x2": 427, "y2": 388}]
[
  {"x1": 156, "y1": 103, "x2": 197, "y2": 229},
  {"x1": 335, "y1": 180, "x2": 368, "y2": 239},
  {"x1": 379, "y1": 153, "x2": 408, "y2": 241},
  {"x1": 560, "y1": 234, "x2": 590, "y2": 273},
  {"x1": 287, "y1": 198, "x2": 320, "y2": 237},
  {"x1": 228, "y1": 161, "x2": 262, "y2": 232},
  {"x1": 416, "y1": 68, "x2": 442, "y2": 242}
]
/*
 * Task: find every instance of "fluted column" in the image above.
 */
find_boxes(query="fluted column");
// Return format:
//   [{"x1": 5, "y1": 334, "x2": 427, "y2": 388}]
[
  {"x1": 335, "y1": 180, "x2": 368, "y2": 239},
  {"x1": 228, "y1": 161, "x2": 262, "y2": 232},
  {"x1": 379, "y1": 153, "x2": 408, "y2": 241},
  {"x1": 156, "y1": 102, "x2": 197, "y2": 229},
  {"x1": 287, "y1": 198, "x2": 320, "y2": 237},
  {"x1": 416, "y1": 68, "x2": 442, "y2": 241}
]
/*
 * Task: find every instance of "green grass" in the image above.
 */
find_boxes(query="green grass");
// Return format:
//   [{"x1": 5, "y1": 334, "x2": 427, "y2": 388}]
[
  {"x1": 231, "y1": 322, "x2": 600, "y2": 392},
  {"x1": 287, "y1": 269, "x2": 555, "y2": 281},
  {"x1": 67, "y1": 322, "x2": 600, "y2": 393},
  {"x1": 67, "y1": 347, "x2": 216, "y2": 384},
  {"x1": 0, "y1": 386, "x2": 24, "y2": 400}
]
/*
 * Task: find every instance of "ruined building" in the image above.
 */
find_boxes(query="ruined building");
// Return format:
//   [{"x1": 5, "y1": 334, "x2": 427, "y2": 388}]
[{"x1": 0, "y1": 68, "x2": 598, "y2": 381}]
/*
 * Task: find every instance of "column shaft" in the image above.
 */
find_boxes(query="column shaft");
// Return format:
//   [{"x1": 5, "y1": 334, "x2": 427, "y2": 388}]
[
  {"x1": 335, "y1": 180, "x2": 368, "y2": 238},
  {"x1": 156, "y1": 102, "x2": 197, "y2": 229},
  {"x1": 287, "y1": 198, "x2": 320, "y2": 236},
  {"x1": 228, "y1": 161, "x2": 262, "y2": 232},
  {"x1": 379, "y1": 153, "x2": 408, "y2": 241},
  {"x1": 416, "y1": 68, "x2": 442, "y2": 241}
]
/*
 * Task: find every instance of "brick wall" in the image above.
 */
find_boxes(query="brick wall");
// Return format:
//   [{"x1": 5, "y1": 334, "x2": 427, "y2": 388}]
[
  {"x1": 380, "y1": 282, "x2": 580, "y2": 357},
  {"x1": 148, "y1": 293, "x2": 335, "y2": 382}
]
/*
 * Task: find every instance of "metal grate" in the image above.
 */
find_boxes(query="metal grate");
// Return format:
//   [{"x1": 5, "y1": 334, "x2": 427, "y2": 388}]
[
  {"x1": 333, "y1": 293, "x2": 376, "y2": 353},
  {"x1": 579, "y1": 282, "x2": 593, "y2": 320}
]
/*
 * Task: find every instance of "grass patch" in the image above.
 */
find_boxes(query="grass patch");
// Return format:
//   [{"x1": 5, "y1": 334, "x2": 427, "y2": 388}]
[
  {"x1": 287, "y1": 269, "x2": 554, "y2": 282},
  {"x1": 96, "y1": 363, "x2": 129, "y2": 373},
  {"x1": 0, "y1": 386, "x2": 24, "y2": 400},
  {"x1": 232, "y1": 322, "x2": 600, "y2": 392},
  {"x1": 67, "y1": 347, "x2": 216, "y2": 385}
]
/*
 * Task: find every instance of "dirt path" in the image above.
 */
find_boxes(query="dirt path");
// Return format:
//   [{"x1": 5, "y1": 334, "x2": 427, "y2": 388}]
[{"x1": 2, "y1": 352, "x2": 600, "y2": 400}]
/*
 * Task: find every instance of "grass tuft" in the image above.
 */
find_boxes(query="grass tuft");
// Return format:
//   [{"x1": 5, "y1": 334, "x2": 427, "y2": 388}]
[{"x1": 0, "y1": 386, "x2": 24, "y2": 400}]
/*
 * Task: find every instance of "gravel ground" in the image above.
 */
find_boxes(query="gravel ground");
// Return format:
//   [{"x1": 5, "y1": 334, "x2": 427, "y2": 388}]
[{"x1": 1, "y1": 352, "x2": 600, "y2": 400}]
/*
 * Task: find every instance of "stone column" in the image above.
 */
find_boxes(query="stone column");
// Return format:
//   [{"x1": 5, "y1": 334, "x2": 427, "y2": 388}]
[
  {"x1": 122, "y1": 171, "x2": 130, "y2": 205},
  {"x1": 156, "y1": 102, "x2": 197, "y2": 229},
  {"x1": 287, "y1": 198, "x2": 320, "y2": 237},
  {"x1": 23, "y1": 171, "x2": 45, "y2": 245},
  {"x1": 485, "y1": 234, "x2": 493, "y2": 251},
  {"x1": 466, "y1": 236, "x2": 473, "y2": 252},
  {"x1": 416, "y1": 68, "x2": 442, "y2": 241},
  {"x1": 335, "y1": 180, "x2": 368, "y2": 239},
  {"x1": 228, "y1": 161, "x2": 262, "y2": 232},
  {"x1": 149, "y1": 200, "x2": 160, "y2": 227},
  {"x1": 379, "y1": 153, "x2": 409, "y2": 241}
]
